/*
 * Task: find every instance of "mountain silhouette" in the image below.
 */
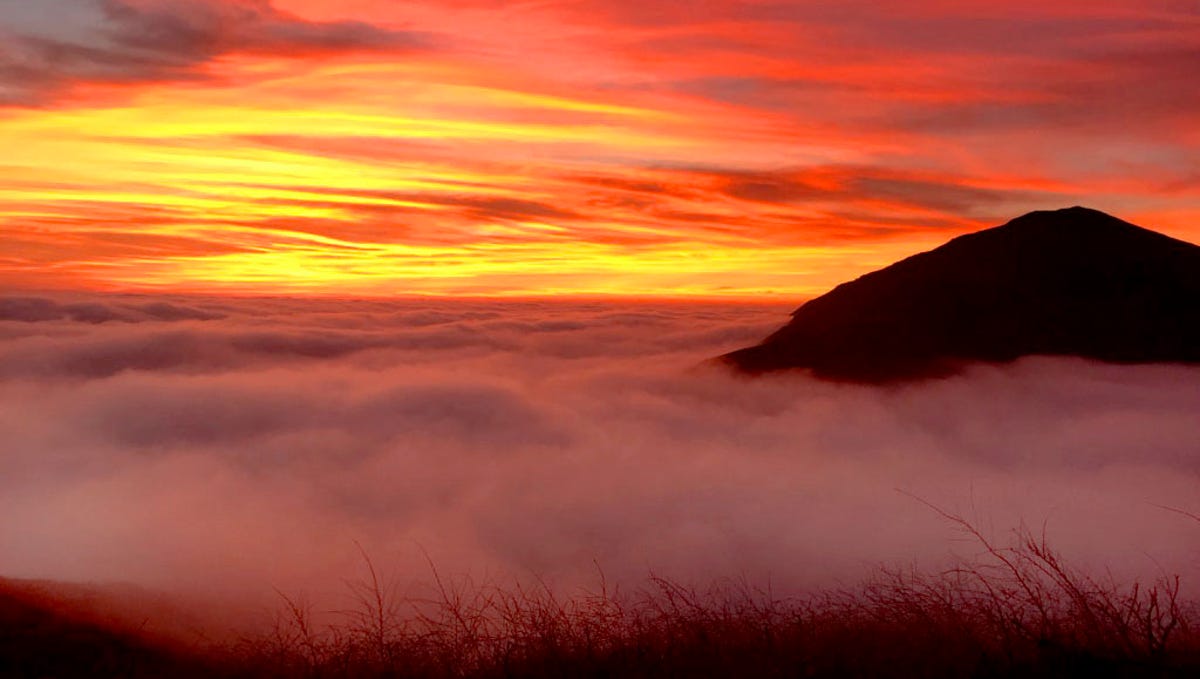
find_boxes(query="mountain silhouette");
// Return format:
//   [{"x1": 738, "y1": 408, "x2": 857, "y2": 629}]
[{"x1": 720, "y1": 207, "x2": 1200, "y2": 381}]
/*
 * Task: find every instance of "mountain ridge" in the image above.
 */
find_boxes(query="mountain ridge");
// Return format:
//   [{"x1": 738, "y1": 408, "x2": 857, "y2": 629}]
[{"x1": 720, "y1": 207, "x2": 1200, "y2": 381}]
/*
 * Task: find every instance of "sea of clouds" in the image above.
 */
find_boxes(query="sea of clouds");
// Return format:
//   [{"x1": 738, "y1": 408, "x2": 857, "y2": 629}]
[{"x1": 2, "y1": 292, "x2": 1199, "y2": 622}]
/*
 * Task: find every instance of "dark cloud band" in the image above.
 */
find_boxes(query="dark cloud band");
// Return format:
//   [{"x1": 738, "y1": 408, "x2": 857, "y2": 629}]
[{"x1": 0, "y1": 0, "x2": 432, "y2": 106}]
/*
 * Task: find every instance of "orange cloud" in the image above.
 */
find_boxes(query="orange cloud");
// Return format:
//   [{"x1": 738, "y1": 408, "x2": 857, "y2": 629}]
[{"x1": 0, "y1": 0, "x2": 1196, "y2": 298}]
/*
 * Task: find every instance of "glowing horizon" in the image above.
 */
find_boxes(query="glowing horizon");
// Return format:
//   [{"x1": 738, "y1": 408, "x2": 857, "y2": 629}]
[{"x1": 2, "y1": 0, "x2": 1197, "y2": 298}]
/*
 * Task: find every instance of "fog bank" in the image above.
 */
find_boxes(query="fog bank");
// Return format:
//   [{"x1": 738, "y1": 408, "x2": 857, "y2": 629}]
[{"x1": 2, "y1": 292, "x2": 1198, "y2": 619}]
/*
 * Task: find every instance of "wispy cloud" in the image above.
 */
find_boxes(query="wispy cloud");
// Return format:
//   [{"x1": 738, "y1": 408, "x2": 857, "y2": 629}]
[
  {"x1": 0, "y1": 0, "x2": 431, "y2": 105},
  {"x1": 0, "y1": 0, "x2": 1196, "y2": 296}
]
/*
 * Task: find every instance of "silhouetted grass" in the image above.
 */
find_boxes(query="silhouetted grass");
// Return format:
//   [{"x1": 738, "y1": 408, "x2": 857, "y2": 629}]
[
  {"x1": 225, "y1": 512, "x2": 1200, "y2": 679},
  {"x1": 5, "y1": 509, "x2": 1199, "y2": 678}
]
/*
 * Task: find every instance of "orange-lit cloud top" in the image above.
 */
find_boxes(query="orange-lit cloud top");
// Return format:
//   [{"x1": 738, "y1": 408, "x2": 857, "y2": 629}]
[{"x1": 1, "y1": 0, "x2": 1197, "y2": 298}]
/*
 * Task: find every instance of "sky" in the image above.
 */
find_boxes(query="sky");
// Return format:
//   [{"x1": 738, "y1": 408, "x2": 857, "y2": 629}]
[
  {"x1": 4, "y1": 293, "x2": 1200, "y2": 622},
  {"x1": 1, "y1": 0, "x2": 1198, "y2": 297}
]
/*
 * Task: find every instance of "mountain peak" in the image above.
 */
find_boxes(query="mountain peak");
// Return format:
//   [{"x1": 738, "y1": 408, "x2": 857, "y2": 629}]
[
  {"x1": 1008, "y1": 206, "x2": 1100, "y2": 229},
  {"x1": 720, "y1": 208, "x2": 1200, "y2": 381},
  {"x1": 957, "y1": 205, "x2": 1148, "y2": 237}
]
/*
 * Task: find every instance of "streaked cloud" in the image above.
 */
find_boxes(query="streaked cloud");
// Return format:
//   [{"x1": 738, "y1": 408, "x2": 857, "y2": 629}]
[{"x1": 0, "y1": 0, "x2": 1196, "y2": 297}]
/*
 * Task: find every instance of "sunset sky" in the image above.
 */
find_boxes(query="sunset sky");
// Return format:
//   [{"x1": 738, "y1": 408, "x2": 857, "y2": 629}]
[{"x1": 2, "y1": 0, "x2": 1197, "y2": 298}]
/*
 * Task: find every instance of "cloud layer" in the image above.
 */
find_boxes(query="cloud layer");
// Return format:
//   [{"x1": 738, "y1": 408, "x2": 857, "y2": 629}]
[
  {"x1": 0, "y1": 0, "x2": 1197, "y2": 296},
  {"x1": 2, "y1": 293, "x2": 1198, "y2": 622}
]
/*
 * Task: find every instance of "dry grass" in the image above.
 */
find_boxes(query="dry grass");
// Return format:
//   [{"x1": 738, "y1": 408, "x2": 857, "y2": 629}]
[
  {"x1": 5, "y1": 505, "x2": 1195, "y2": 678},
  {"x1": 223, "y1": 508, "x2": 1200, "y2": 679}
]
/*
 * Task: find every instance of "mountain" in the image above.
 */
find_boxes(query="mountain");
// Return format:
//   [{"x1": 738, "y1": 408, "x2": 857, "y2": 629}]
[{"x1": 720, "y1": 207, "x2": 1200, "y2": 381}]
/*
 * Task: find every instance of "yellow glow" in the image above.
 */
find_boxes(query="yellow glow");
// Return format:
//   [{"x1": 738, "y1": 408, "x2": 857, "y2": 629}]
[{"x1": 4, "y1": 28, "x2": 1194, "y2": 299}]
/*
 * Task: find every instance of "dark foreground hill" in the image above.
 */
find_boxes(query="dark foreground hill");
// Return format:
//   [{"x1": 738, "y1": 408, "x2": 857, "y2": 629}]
[
  {"x1": 0, "y1": 578, "x2": 218, "y2": 678},
  {"x1": 721, "y1": 207, "x2": 1200, "y2": 381}
]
